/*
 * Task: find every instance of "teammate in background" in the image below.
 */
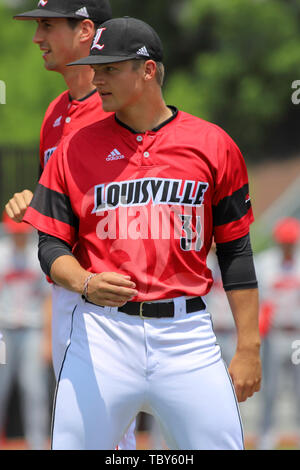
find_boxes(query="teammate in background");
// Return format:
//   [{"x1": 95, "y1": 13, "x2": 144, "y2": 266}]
[
  {"x1": 256, "y1": 217, "x2": 300, "y2": 450},
  {"x1": 6, "y1": 0, "x2": 113, "y2": 221},
  {"x1": 0, "y1": 212, "x2": 51, "y2": 450},
  {"x1": 24, "y1": 17, "x2": 261, "y2": 450},
  {"x1": 5, "y1": 0, "x2": 135, "y2": 450}
]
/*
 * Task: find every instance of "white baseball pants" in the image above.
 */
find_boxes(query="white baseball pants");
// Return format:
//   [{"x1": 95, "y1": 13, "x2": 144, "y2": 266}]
[{"x1": 51, "y1": 291, "x2": 244, "y2": 450}]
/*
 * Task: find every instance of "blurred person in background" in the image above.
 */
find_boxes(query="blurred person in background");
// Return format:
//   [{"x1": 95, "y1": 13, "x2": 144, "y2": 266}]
[
  {"x1": 0, "y1": 330, "x2": 5, "y2": 365},
  {"x1": 5, "y1": 0, "x2": 113, "y2": 222},
  {"x1": 0, "y1": 212, "x2": 51, "y2": 450},
  {"x1": 256, "y1": 217, "x2": 300, "y2": 450}
]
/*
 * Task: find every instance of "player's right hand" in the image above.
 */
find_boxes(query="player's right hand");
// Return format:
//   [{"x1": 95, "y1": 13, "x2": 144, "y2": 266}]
[
  {"x1": 5, "y1": 189, "x2": 33, "y2": 223},
  {"x1": 86, "y1": 272, "x2": 138, "y2": 307}
]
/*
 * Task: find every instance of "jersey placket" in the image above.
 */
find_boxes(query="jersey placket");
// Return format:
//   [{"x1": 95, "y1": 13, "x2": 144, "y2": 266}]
[
  {"x1": 135, "y1": 131, "x2": 158, "y2": 167},
  {"x1": 61, "y1": 101, "x2": 79, "y2": 138}
]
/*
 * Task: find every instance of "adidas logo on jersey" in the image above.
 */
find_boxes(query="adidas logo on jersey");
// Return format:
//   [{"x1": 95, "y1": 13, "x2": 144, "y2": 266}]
[
  {"x1": 75, "y1": 7, "x2": 89, "y2": 18},
  {"x1": 136, "y1": 46, "x2": 150, "y2": 57},
  {"x1": 53, "y1": 116, "x2": 62, "y2": 128},
  {"x1": 106, "y1": 149, "x2": 125, "y2": 162}
]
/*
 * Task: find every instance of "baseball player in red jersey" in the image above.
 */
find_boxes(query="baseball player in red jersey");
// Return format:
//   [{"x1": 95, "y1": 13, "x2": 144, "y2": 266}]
[
  {"x1": 5, "y1": 1, "x2": 136, "y2": 450},
  {"x1": 5, "y1": 0, "x2": 112, "y2": 220},
  {"x1": 24, "y1": 17, "x2": 262, "y2": 450}
]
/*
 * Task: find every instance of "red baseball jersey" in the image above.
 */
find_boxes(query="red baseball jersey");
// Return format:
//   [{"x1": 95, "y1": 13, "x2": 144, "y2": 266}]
[
  {"x1": 40, "y1": 89, "x2": 110, "y2": 170},
  {"x1": 25, "y1": 109, "x2": 254, "y2": 301}
]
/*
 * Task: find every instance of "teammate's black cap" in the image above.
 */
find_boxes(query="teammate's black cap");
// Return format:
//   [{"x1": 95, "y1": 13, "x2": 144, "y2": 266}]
[
  {"x1": 13, "y1": 0, "x2": 112, "y2": 24},
  {"x1": 68, "y1": 17, "x2": 163, "y2": 66}
]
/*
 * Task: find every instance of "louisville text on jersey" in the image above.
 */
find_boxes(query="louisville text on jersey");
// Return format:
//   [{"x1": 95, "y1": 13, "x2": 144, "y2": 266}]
[
  {"x1": 92, "y1": 177, "x2": 209, "y2": 212},
  {"x1": 91, "y1": 178, "x2": 208, "y2": 250}
]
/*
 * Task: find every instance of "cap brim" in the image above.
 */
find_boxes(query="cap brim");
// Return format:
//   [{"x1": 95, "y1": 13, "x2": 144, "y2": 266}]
[
  {"x1": 14, "y1": 10, "x2": 78, "y2": 20},
  {"x1": 68, "y1": 55, "x2": 139, "y2": 66}
]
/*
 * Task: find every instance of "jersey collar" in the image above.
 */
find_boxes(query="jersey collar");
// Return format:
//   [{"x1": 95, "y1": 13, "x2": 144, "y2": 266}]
[
  {"x1": 68, "y1": 88, "x2": 98, "y2": 103},
  {"x1": 114, "y1": 106, "x2": 178, "y2": 134}
]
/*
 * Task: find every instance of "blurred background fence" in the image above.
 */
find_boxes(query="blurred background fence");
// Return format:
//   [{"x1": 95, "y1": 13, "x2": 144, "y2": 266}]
[{"x1": 0, "y1": 146, "x2": 38, "y2": 211}]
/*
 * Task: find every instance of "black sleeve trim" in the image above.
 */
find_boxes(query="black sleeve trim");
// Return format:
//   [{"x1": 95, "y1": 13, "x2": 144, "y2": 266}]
[
  {"x1": 31, "y1": 183, "x2": 79, "y2": 230},
  {"x1": 38, "y1": 231, "x2": 74, "y2": 277},
  {"x1": 216, "y1": 233, "x2": 258, "y2": 291},
  {"x1": 213, "y1": 183, "x2": 251, "y2": 227}
]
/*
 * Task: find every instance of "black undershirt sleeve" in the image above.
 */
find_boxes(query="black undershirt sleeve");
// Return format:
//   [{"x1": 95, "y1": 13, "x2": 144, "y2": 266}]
[
  {"x1": 215, "y1": 233, "x2": 258, "y2": 291},
  {"x1": 38, "y1": 231, "x2": 74, "y2": 278}
]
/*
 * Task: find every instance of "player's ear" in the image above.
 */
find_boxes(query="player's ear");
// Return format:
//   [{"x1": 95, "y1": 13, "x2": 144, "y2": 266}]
[
  {"x1": 78, "y1": 19, "x2": 95, "y2": 44},
  {"x1": 143, "y1": 60, "x2": 157, "y2": 82}
]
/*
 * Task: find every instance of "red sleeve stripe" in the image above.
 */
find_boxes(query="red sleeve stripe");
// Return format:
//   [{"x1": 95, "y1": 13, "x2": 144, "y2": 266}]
[
  {"x1": 213, "y1": 183, "x2": 251, "y2": 227},
  {"x1": 24, "y1": 206, "x2": 76, "y2": 247},
  {"x1": 31, "y1": 183, "x2": 79, "y2": 230}
]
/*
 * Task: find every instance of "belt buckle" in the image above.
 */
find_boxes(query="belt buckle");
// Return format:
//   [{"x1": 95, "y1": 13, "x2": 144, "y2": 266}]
[{"x1": 139, "y1": 301, "x2": 146, "y2": 319}]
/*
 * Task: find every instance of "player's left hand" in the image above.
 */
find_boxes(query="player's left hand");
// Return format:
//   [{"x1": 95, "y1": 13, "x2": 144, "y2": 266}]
[
  {"x1": 228, "y1": 347, "x2": 262, "y2": 402},
  {"x1": 5, "y1": 189, "x2": 33, "y2": 223}
]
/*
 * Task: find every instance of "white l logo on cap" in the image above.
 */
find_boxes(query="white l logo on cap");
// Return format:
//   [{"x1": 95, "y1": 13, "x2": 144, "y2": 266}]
[{"x1": 91, "y1": 28, "x2": 106, "y2": 51}]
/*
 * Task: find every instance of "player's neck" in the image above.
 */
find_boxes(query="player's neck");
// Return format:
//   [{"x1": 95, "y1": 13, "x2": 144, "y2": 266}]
[
  {"x1": 116, "y1": 96, "x2": 172, "y2": 133},
  {"x1": 62, "y1": 65, "x2": 96, "y2": 101}
]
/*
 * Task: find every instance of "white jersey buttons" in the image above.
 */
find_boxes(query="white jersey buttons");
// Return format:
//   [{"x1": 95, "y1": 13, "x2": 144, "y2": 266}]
[
  {"x1": 65, "y1": 117, "x2": 71, "y2": 123},
  {"x1": 136, "y1": 135, "x2": 143, "y2": 142},
  {"x1": 143, "y1": 152, "x2": 150, "y2": 158}
]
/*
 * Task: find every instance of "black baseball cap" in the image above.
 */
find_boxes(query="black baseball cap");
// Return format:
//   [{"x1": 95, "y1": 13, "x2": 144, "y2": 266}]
[
  {"x1": 13, "y1": 0, "x2": 112, "y2": 24},
  {"x1": 68, "y1": 17, "x2": 163, "y2": 66}
]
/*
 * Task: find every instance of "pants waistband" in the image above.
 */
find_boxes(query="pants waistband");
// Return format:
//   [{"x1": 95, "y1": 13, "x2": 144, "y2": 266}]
[{"x1": 118, "y1": 296, "x2": 206, "y2": 319}]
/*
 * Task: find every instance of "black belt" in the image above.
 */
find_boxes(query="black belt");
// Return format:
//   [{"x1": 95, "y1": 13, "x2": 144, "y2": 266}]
[{"x1": 118, "y1": 297, "x2": 206, "y2": 318}]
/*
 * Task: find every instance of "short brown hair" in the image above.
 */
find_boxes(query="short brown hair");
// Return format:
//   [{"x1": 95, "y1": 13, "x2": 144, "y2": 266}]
[{"x1": 66, "y1": 18, "x2": 82, "y2": 30}]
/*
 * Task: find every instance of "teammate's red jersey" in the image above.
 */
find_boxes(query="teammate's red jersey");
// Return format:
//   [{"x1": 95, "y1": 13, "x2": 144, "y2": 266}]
[
  {"x1": 25, "y1": 109, "x2": 254, "y2": 301},
  {"x1": 40, "y1": 89, "x2": 110, "y2": 170}
]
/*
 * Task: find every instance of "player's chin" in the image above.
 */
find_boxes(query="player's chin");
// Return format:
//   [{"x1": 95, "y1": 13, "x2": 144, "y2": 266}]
[
  {"x1": 101, "y1": 101, "x2": 117, "y2": 113},
  {"x1": 98, "y1": 93, "x2": 115, "y2": 111},
  {"x1": 43, "y1": 61, "x2": 59, "y2": 72}
]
